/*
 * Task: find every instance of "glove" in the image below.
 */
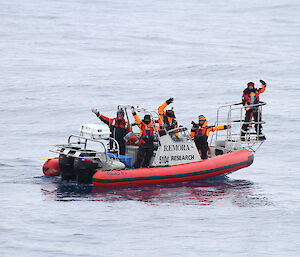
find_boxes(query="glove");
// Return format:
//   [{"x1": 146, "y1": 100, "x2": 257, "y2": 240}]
[
  {"x1": 191, "y1": 121, "x2": 197, "y2": 127},
  {"x1": 132, "y1": 111, "x2": 136, "y2": 115},
  {"x1": 140, "y1": 139, "x2": 146, "y2": 145},
  {"x1": 260, "y1": 80, "x2": 266, "y2": 86},
  {"x1": 166, "y1": 98, "x2": 174, "y2": 105},
  {"x1": 224, "y1": 125, "x2": 231, "y2": 129}
]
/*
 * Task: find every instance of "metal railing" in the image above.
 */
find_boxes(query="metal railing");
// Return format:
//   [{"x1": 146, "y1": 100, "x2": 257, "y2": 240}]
[
  {"x1": 210, "y1": 102, "x2": 266, "y2": 152},
  {"x1": 49, "y1": 135, "x2": 121, "y2": 162}
]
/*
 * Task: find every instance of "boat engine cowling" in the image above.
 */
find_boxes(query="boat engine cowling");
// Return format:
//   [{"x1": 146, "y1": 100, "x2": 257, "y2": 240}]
[
  {"x1": 59, "y1": 154, "x2": 75, "y2": 181},
  {"x1": 74, "y1": 159, "x2": 99, "y2": 184},
  {"x1": 74, "y1": 151, "x2": 100, "y2": 184}
]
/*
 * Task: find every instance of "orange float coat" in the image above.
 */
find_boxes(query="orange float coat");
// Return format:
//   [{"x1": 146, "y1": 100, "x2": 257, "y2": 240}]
[
  {"x1": 190, "y1": 119, "x2": 227, "y2": 140},
  {"x1": 97, "y1": 114, "x2": 131, "y2": 134},
  {"x1": 158, "y1": 101, "x2": 177, "y2": 130},
  {"x1": 133, "y1": 114, "x2": 155, "y2": 138},
  {"x1": 243, "y1": 85, "x2": 266, "y2": 111}
]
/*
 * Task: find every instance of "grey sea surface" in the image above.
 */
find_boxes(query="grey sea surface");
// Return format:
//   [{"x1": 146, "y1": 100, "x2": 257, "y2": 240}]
[{"x1": 1, "y1": 0, "x2": 300, "y2": 256}]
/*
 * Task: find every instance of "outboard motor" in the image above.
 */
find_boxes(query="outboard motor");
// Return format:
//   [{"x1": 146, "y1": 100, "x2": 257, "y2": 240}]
[
  {"x1": 59, "y1": 147, "x2": 80, "y2": 181},
  {"x1": 59, "y1": 154, "x2": 75, "y2": 181},
  {"x1": 73, "y1": 151, "x2": 100, "y2": 184}
]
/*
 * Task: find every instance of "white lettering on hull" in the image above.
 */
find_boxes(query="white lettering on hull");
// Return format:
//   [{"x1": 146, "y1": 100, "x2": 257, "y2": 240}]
[
  {"x1": 164, "y1": 144, "x2": 191, "y2": 152},
  {"x1": 170, "y1": 155, "x2": 195, "y2": 161},
  {"x1": 159, "y1": 155, "x2": 195, "y2": 163}
]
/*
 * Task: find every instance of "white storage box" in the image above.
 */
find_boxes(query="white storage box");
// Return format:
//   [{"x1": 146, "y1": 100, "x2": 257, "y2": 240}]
[{"x1": 80, "y1": 124, "x2": 111, "y2": 140}]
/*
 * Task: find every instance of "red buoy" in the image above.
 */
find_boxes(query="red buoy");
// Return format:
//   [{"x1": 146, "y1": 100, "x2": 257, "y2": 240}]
[{"x1": 43, "y1": 158, "x2": 60, "y2": 176}]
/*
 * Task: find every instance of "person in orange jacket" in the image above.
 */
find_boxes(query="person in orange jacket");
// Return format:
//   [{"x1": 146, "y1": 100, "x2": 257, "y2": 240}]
[
  {"x1": 241, "y1": 80, "x2": 267, "y2": 141},
  {"x1": 190, "y1": 115, "x2": 230, "y2": 159},
  {"x1": 92, "y1": 108, "x2": 131, "y2": 155},
  {"x1": 158, "y1": 98, "x2": 177, "y2": 131},
  {"x1": 132, "y1": 109, "x2": 155, "y2": 168}
]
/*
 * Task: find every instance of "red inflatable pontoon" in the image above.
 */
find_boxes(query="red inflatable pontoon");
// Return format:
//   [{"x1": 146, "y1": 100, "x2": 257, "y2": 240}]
[
  {"x1": 92, "y1": 149, "x2": 254, "y2": 187},
  {"x1": 42, "y1": 158, "x2": 60, "y2": 176}
]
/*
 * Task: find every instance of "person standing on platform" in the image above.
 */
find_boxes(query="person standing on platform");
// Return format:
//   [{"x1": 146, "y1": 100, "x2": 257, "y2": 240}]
[{"x1": 241, "y1": 80, "x2": 267, "y2": 141}]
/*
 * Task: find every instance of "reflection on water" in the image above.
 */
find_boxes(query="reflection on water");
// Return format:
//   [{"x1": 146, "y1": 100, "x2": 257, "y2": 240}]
[{"x1": 39, "y1": 176, "x2": 271, "y2": 207}]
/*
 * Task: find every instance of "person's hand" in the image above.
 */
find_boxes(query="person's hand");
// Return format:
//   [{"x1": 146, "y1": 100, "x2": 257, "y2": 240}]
[
  {"x1": 166, "y1": 98, "x2": 174, "y2": 105},
  {"x1": 260, "y1": 80, "x2": 266, "y2": 86},
  {"x1": 191, "y1": 121, "x2": 197, "y2": 127},
  {"x1": 92, "y1": 108, "x2": 99, "y2": 115},
  {"x1": 224, "y1": 125, "x2": 231, "y2": 129},
  {"x1": 131, "y1": 106, "x2": 136, "y2": 115}
]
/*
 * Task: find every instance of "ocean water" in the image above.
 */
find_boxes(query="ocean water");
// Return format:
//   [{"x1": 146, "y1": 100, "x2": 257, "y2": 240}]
[{"x1": 1, "y1": 0, "x2": 300, "y2": 256}]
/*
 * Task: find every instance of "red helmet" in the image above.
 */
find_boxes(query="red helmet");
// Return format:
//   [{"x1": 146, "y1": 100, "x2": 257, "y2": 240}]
[{"x1": 247, "y1": 82, "x2": 254, "y2": 87}]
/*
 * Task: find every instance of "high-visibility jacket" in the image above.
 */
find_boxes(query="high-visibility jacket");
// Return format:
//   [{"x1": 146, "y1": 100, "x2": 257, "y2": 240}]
[
  {"x1": 158, "y1": 101, "x2": 177, "y2": 130},
  {"x1": 190, "y1": 119, "x2": 226, "y2": 142},
  {"x1": 242, "y1": 85, "x2": 266, "y2": 111},
  {"x1": 97, "y1": 113, "x2": 131, "y2": 143},
  {"x1": 133, "y1": 113, "x2": 155, "y2": 146}
]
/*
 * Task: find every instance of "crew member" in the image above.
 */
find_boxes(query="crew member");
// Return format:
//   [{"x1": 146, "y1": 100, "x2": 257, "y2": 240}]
[
  {"x1": 91, "y1": 108, "x2": 131, "y2": 155},
  {"x1": 158, "y1": 98, "x2": 177, "y2": 131},
  {"x1": 190, "y1": 115, "x2": 230, "y2": 159},
  {"x1": 132, "y1": 110, "x2": 155, "y2": 168},
  {"x1": 241, "y1": 80, "x2": 267, "y2": 141}
]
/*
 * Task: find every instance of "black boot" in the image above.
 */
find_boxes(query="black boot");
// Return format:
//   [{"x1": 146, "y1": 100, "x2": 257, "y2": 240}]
[{"x1": 257, "y1": 134, "x2": 266, "y2": 141}]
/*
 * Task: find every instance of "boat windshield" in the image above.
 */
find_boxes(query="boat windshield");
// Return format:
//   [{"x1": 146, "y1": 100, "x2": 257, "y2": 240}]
[{"x1": 167, "y1": 127, "x2": 192, "y2": 142}]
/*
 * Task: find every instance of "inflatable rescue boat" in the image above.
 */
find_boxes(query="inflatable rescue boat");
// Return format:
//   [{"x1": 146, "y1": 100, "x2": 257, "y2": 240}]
[{"x1": 42, "y1": 103, "x2": 266, "y2": 187}]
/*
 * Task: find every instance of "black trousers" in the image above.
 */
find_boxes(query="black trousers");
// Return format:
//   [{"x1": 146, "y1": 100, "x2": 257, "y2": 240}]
[
  {"x1": 118, "y1": 142, "x2": 126, "y2": 156},
  {"x1": 242, "y1": 108, "x2": 262, "y2": 134},
  {"x1": 109, "y1": 139, "x2": 126, "y2": 155},
  {"x1": 134, "y1": 146, "x2": 154, "y2": 168},
  {"x1": 195, "y1": 140, "x2": 209, "y2": 159}
]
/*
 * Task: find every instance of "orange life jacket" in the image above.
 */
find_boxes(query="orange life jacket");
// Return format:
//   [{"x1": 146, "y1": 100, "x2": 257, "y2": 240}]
[{"x1": 140, "y1": 122, "x2": 154, "y2": 137}]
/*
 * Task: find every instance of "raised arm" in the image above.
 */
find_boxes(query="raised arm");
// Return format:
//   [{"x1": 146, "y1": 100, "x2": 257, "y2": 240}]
[
  {"x1": 132, "y1": 110, "x2": 142, "y2": 131},
  {"x1": 91, "y1": 108, "x2": 113, "y2": 126},
  {"x1": 258, "y1": 80, "x2": 267, "y2": 95},
  {"x1": 158, "y1": 98, "x2": 173, "y2": 127},
  {"x1": 158, "y1": 98, "x2": 173, "y2": 115},
  {"x1": 212, "y1": 125, "x2": 229, "y2": 132}
]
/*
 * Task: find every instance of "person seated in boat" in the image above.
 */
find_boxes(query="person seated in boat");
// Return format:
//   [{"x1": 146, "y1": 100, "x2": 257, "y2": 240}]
[
  {"x1": 190, "y1": 115, "x2": 230, "y2": 159},
  {"x1": 241, "y1": 80, "x2": 267, "y2": 141},
  {"x1": 132, "y1": 109, "x2": 155, "y2": 168},
  {"x1": 158, "y1": 98, "x2": 178, "y2": 131},
  {"x1": 91, "y1": 108, "x2": 131, "y2": 155}
]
